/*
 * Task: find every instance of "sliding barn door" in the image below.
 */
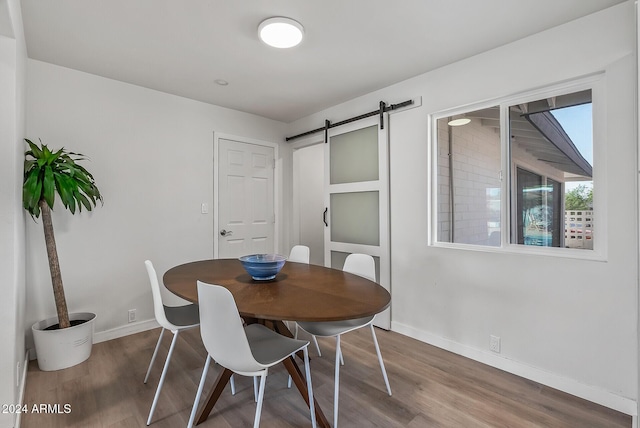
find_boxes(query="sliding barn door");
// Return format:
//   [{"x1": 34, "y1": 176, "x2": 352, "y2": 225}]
[{"x1": 324, "y1": 116, "x2": 391, "y2": 329}]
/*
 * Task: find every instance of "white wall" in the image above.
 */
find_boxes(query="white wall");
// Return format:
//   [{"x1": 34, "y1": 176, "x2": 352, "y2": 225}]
[
  {"x1": 0, "y1": 0, "x2": 26, "y2": 427},
  {"x1": 25, "y1": 60, "x2": 287, "y2": 343},
  {"x1": 287, "y1": 1, "x2": 637, "y2": 414}
]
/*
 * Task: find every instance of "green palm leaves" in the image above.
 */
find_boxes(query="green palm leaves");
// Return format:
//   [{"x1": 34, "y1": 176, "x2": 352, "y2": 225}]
[
  {"x1": 23, "y1": 139, "x2": 103, "y2": 217},
  {"x1": 23, "y1": 138, "x2": 103, "y2": 329}
]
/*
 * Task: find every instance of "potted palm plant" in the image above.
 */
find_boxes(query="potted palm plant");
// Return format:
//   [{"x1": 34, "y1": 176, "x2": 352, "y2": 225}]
[{"x1": 23, "y1": 138, "x2": 103, "y2": 371}]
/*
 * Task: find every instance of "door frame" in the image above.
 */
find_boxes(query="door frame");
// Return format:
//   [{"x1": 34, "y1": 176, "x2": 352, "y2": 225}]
[{"x1": 213, "y1": 132, "x2": 280, "y2": 258}]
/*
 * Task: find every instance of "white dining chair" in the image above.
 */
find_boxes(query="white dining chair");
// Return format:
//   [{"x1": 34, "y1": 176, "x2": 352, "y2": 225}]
[
  {"x1": 143, "y1": 260, "x2": 235, "y2": 425},
  {"x1": 288, "y1": 244, "x2": 310, "y2": 263},
  {"x1": 188, "y1": 281, "x2": 316, "y2": 428},
  {"x1": 295, "y1": 253, "x2": 392, "y2": 428}
]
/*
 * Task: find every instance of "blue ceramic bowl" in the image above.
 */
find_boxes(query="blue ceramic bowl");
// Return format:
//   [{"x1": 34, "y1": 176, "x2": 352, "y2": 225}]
[{"x1": 239, "y1": 254, "x2": 287, "y2": 281}]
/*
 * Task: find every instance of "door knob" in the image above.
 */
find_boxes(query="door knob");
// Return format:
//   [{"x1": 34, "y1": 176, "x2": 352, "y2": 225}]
[{"x1": 220, "y1": 229, "x2": 233, "y2": 236}]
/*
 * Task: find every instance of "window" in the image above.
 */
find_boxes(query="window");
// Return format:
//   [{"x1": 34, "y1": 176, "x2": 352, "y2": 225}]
[{"x1": 433, "y1": 80, "x2": 596, "y2": 254}]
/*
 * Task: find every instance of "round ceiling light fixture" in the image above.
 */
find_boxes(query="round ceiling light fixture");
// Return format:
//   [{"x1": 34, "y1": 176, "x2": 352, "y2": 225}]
[
  {"x1": 258, "y1": 17, "x2": 304, "y2": 48},
  {"x1": 447, "y1": 118, "x2": 471, "y2": 127}
]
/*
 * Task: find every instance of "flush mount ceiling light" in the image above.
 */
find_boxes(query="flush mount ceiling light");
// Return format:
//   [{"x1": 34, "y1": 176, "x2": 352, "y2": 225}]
[
  {"x1": 447, "y1": 118, "x2": 471, "y2": 126},
  {"x1": 258, "y1": 17, "x2": 304, "y2": 48}
]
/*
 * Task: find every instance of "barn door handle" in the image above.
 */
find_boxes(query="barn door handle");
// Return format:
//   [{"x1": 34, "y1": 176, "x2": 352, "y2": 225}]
[{"x1": 323, "y1": 208, "x2": 328, "y2": 227}]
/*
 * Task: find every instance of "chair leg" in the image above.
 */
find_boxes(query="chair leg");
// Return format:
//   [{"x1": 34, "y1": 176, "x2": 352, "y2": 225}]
[
  {"x1": 287, "y1": 325, "x2": 301, "y2": 389},
  {"x1": 147, "y1": 330, "x2": 179, "y2": 425},
  {"x1": 144, "y1": 328, "x2": 165, "y2": 384},
  {"x1": 312, "y1": 335, "x2": 322, "y2": 356},
  {"x1": 303, "y1": 347, "x2": 317, "y2": 428},
  {"x1": 295, "y1": 323, "x2": 321, "y2": 356},
  {"x1": 187, "y1": 354, "x2": 212, "y2": 428},
  {"x1": 230, "y1": 374, "x2": 236, "y2": 395},
  {"x1": 334, "y1": 335, "x2": 341, "y2": 428},
  {"x1": 254, "y1": 376, "x2": 259, "y2": 402},
  {"x1": 288, "y1": 327, "x2": 321, "y2": 389},
  {"x1": 253, "y1": 373, "x2": 267, "y2": 428},
  {"x1": 370, "y1": 324, "x2": 392, "y2": 395}
]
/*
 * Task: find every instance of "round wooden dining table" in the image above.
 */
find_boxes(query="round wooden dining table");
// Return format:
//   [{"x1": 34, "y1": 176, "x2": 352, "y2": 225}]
[{"x1": 163, "y1": 258, "x2": 391, "y2": 427}]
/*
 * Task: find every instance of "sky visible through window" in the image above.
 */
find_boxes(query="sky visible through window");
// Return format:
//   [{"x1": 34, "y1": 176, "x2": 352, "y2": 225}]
[{"x1": 551, "y1": 103, "x2": 593, "y2": 192}]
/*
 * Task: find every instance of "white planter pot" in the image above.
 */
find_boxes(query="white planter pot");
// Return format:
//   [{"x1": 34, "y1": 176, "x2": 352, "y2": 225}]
[{"x1": 32, "y1": 312, "x2": 96, "y2": 371}]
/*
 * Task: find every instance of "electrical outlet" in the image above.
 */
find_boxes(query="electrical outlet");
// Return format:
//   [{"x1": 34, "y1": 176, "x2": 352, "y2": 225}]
[
  {"x1": 490, "y1": 335, "x2": 501, "y2": 353},
  {"x1": 128, "y1": 309, "x2": 136, "y2": 323},
  {"x1": 490, "y1": 335, "x2": 501, "y2": 352}
]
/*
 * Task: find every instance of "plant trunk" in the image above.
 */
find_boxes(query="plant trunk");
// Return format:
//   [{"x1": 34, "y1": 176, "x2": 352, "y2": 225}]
[{"x1": 40, "y1": 200, "x2": 71, "y2": 329}]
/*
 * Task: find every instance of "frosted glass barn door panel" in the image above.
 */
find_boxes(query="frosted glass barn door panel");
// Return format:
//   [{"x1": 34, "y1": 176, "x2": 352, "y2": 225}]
[
  {"x1": 330, "y1": 125, "x2": 379, "y2": 184},
  {"x1": 324, "y1": 117, "x2": 390, "y2": 329},
  {"x1": 330, "y1": 191, "x2": 380, "y2": 245}
]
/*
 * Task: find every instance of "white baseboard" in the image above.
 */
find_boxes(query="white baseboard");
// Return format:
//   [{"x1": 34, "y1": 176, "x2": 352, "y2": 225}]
[
  {"x1": 392, "y1": 321, "x2": 637, "y2": 416},
  {"x1": 93, "y1": 319, "x2": 160, "y2": 344}
]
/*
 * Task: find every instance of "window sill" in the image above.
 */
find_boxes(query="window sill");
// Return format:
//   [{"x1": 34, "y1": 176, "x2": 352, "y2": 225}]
[{"x1": 430, "y1": 241, "x2": 606, "y2": 262}]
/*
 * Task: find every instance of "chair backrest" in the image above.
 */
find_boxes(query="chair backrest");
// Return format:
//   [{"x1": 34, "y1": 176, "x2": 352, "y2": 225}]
[
  {"x1": 144, "y1": 260, "x2": 174, "y2": 330},
  {"x1": 289, "y1": 245, "x2": 310, "y2": 264},
  {"x1": 343, "y1": 253, "x2": 376, "y2": 282},
  {"x1": 197, "y1": 281, "x2": 262, "y2": 374}
]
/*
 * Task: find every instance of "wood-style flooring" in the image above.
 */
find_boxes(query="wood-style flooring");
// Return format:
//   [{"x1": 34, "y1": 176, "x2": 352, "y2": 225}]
[{"x1": 22, "y1": 326, "x2": 631, "y2": 427}]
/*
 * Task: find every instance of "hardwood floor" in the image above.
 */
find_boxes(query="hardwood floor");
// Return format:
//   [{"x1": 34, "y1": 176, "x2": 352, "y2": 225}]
[{"x1": 22, "y1": 326, "x2": 631, "y2": 427}]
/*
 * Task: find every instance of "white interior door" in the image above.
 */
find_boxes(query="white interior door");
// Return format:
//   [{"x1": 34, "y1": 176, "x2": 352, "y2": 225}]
[
  {"x1": 325, "y1": 116, "x2": 391, "y2": 329},
  {"x1": 293, "y1": 143, "x2": 325, "y2": 266},
  {"x1": 217, "y1": 138, "x2": 275, "y2": 258}
]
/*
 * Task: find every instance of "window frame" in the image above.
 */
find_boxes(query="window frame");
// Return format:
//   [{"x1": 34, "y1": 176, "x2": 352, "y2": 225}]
[{"x1": 429, "y1": 74, "x2": 606, "y2": 261}]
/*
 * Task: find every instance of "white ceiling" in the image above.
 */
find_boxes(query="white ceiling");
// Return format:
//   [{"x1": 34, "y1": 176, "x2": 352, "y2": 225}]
[{"x1": 20, "y1": 0, "x2": 625, "y2": 123}]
